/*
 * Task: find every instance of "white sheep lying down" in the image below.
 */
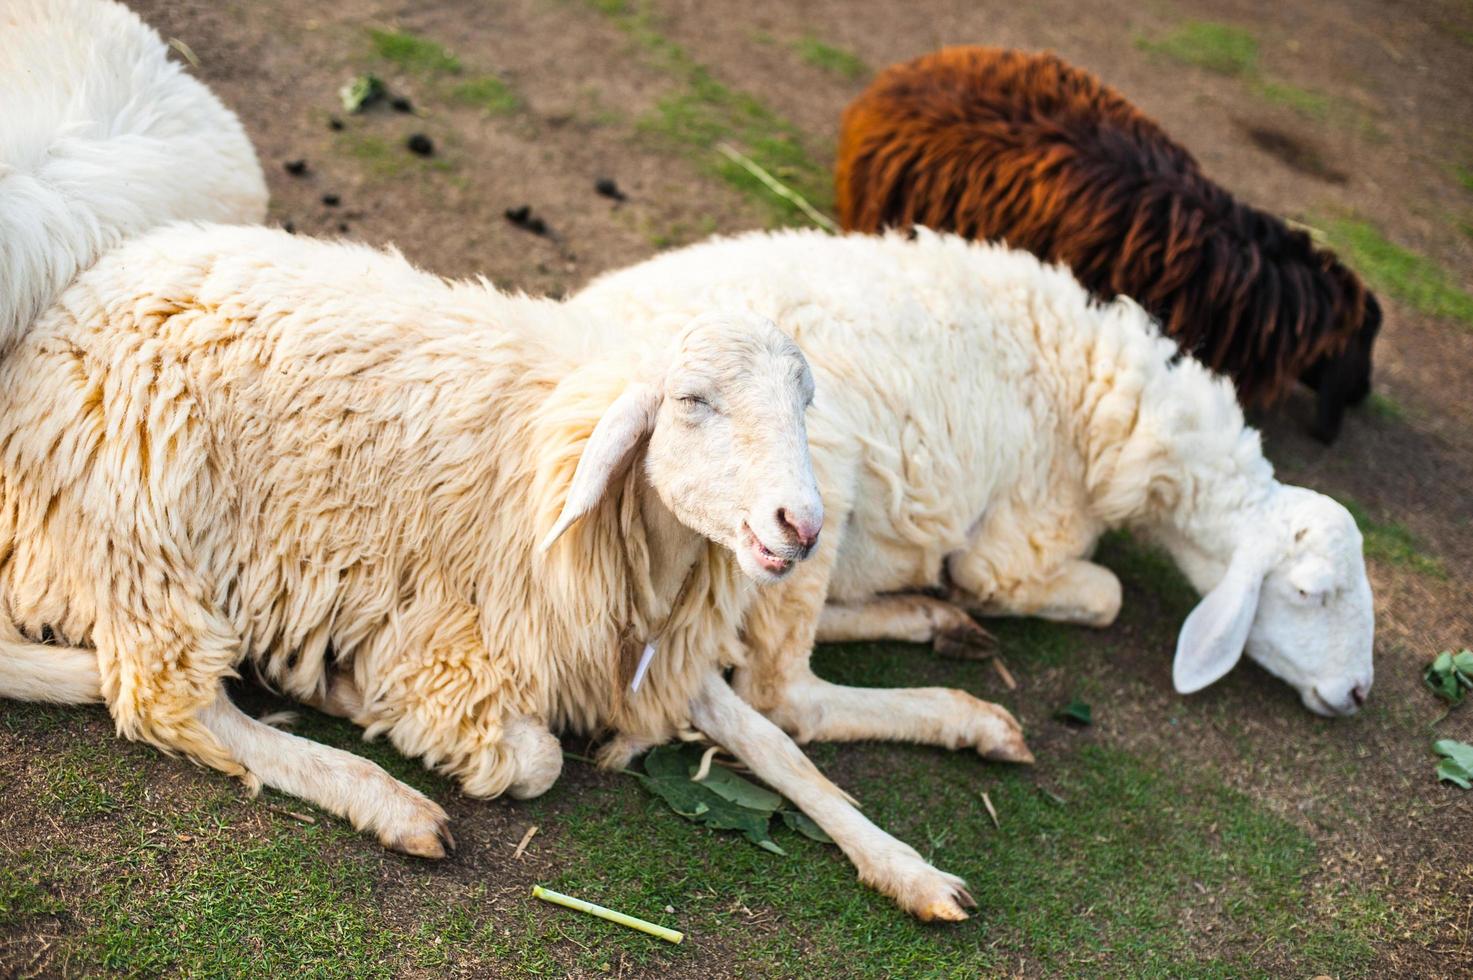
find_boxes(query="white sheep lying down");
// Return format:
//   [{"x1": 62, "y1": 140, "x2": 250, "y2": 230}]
[
  {"x1": 0, "y1": 0, "x2": 267, "y2": 359},
  {"x1": 0, "y1": 223, "x2": 1028, "y2": 922},
  {"x1": 572, "y1": 228, "x2": 1376, "y2": 742}
]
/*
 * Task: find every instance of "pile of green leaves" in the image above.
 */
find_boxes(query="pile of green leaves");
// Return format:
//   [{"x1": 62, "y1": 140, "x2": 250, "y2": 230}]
[
  {"x1": 1425, "y1": 649, "x2": 1473, "y2": 704},
  {"x1": 632, "y1": 743, "x2": 832, "y2": 854},
  {"x1": 1433, "y1": 739, "x2": 1473, "y2": 789}
]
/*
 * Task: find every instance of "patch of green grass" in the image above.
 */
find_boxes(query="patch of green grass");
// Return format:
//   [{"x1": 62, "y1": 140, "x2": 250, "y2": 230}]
[
  {"x1": 451, "y1": 75, "x2": 522, "y2": 114},
  {"x1": 39, "y1": 742, "x2": 148, "y2": 819},
  {"x1": 1322, "y1": 217, "x2": 1473, "y2": 327},
  {"x1": 1455, "y1": 164, "x2": 1473, "y2": 193},
  {"x1": 1255, "y1": 79, "x2": 1332, "y2": 118},
  {"x1": 369, "y1": 28, "x2": 461, "y2": 74},
  {"x1": 0, "y1": 860, "x2": 63, "y2": 926},
  {"x1": 793, "y1": 36, "x2": 868, "y2": 80},
  {"x1": 1338, "y1": 497, "x2": 1447, "y2": 579},
  {"x1": 1366, "y1": 391, "x2": 1405, "y2": 423},
  {"x1": 76, "y1": 829, "x2": 403, "y2": 977},
  {"x1": 1138, "y1": 21, "x2": 1260, "y2": 77},
  {"x1": 585, "y1": 0, "x2": 834, "y2": 227},
  {"x1": 523, "y1": 741, "x2": 1385, "y2": 976}
]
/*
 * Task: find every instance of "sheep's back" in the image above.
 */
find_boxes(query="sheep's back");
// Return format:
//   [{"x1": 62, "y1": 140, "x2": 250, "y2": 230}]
[
  {"x1": 0, "y1": 224, "x2": 545, "y2": 698},
  {"x1": 0, "y1": 0, "x2": 268, "y2": 359},
  {"x1": 835, "y1": 46, "x2": 1375, "y2": 408}
]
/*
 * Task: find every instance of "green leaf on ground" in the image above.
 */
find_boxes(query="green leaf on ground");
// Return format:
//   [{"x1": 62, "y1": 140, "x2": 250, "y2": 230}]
[
  {"x1": 692, "y1": 760, "x2": 783, "y2": 812},
  {"x1": 1424, "y1": 650, "x2": 1473, "y2": 704},
  {"x1": 781, "y1": 809, "x2": 834, "y2": 844},
  {"x1": 1433, "y1": 739, "x2": 1473, "y2": 789},
  {"x1": 1055, "y1": 699, "x2": 1093, "y2": 726},
  {"x1": 634, "y1": 744, "x2": 840, "y2": 854}
]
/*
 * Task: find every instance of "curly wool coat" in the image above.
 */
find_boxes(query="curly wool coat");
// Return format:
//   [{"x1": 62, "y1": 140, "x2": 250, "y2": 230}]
[{"x1": 835, "y1": 46, "x2": 1381, "y2": 442}]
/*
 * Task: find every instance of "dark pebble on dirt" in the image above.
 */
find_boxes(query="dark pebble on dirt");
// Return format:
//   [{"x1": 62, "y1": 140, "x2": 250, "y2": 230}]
[
  {"x1": 321, "y1": 193, "x2": 341, "y2": 207},
  {"x1": 328, "y1": 117, "x2": 345, "y2": 131},
  {"x1": 338, "y1": 222, "x2": 350, "y2": 233},
  {"x1": 594, "y1": 177, "x2": 626, "y2": 201},
  {"x1": 504, "y1": 205, "x2": 548, "y2": 236},
  {"x1": 406, "y1": 133, "x2": 434, "y2": 157},
  {"x1": 283, "y1": 221, "x2": 296, "y2": 234},
  {"x1": 284, "y1": 159, "x2": 309, "y2": 176},
  {"x1": 391, "y1": 96, "x2": 414, "y2": 113}
]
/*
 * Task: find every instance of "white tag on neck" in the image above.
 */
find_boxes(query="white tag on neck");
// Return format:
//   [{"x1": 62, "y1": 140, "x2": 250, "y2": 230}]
[{"x1": 630, "y1": 641, "x2": 657, "y2": 693}]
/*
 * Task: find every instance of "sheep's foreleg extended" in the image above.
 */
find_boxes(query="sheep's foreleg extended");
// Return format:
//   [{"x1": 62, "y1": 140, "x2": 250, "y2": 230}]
[
  {"x1": 751, "y1": 673, "x2": 1032, "y2": 763},
  {"x1": 816, "y1": 594, "x2": 994, "y2": 658},
  {"x1": 738, "y1": 564, "x2": 1030, "y2": 760},
  {"x1": 200, "y1": 692, "x2": 454, "y2": 859},
  {"x1": 689, "y1": 672, "x2": 975, "y2": 923}
]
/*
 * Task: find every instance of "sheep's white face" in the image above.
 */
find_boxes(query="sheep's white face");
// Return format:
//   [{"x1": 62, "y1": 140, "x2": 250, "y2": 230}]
[
  {"x1": 1174, "y1": 486, "x2": 1375, "y2": 717},
  {"x1": 1244, "y1": 489, "x2": 1375, "y2": 716},
  {"x1": 644, "y1": 313, "x2": 823, "y2": 584}
]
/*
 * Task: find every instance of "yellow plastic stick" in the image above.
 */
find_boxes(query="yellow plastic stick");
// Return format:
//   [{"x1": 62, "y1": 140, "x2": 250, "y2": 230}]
[{"x1": 531, "y1": 885, "x2": 684, "y2": 944}]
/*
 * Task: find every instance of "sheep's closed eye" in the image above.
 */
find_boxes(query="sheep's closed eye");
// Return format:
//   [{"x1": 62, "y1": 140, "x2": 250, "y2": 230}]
[{"x1": 676, "y1": 394, "x2": 714, "y2": 416}]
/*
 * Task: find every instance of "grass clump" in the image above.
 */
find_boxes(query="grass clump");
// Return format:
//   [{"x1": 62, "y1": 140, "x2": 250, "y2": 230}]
[
  {"x1": 369, "y1": 28, "x2": 461, "y2": 74},
  {"x1": 585, "y1": 0, "x2": 833, "y2": 227},
  {"x1": 1138, "y1": 21, "x2": 1259, "y2": 76},
  {"x1": 0, "y1": 860, "x2": 62, "y2": 926},
  {"x1": 1323, "y1": 218, "x2": 1473, "y2": 327},
  {"x1": 452, "y1": 75, "x2": 522, "y2": 114},
  {"x1": 78, "y1": 830, "x2": 402, "y2": 977},
  {"x1": 1366, "y1": 391, "x2": 1405, "y2": 423},
  {"x1": 1338, "y1": 497, "x2": 1447, "y2": 579},
  {"x1": 794, "y1": 36, "x2": 868, "y2": 80},
  {"x1": 641, "y1": 66, "x2": 832, "y2": 224},
  {"x1": 1139, "y1": 22, "x2": 1357, "y2": 124},
  {"x1": 1256, "y1": 79, "x2": 1332, "y2": 118}
]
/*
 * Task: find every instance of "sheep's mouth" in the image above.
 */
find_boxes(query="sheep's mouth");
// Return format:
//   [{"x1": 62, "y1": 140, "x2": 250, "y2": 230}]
[{"x1": 742, "y1": 523, "x2": 794, "y2": 575}]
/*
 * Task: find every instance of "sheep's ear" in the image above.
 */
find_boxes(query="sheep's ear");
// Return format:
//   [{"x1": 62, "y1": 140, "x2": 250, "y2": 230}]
[
  {"x1": 1173, "y1": 544, "x2": 1269, "y2": 694},
  {"x1": 538, "y1": 383, "x2": 661, "y2": 553}
]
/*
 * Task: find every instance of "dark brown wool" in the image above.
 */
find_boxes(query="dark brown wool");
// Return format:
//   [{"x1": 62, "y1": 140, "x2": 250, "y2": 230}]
[{"x1": 836, "y1": 47, "x2": 1381, "y2": 442}]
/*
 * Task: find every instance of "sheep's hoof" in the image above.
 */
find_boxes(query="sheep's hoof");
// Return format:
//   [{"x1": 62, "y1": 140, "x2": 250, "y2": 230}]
[
  {"x1": 388, "y1": 820, "x2": 456, "y2": 860},
  {"x1": 917, "y1": 887, "x2": 976, "y2": 923},
  {"x1": 933, "y1": 620, "x2": 994, "y2": 660},
  {"x1": 869, "y1": 850, "x2": 976, "y2": 923},
  {"x1": 982, "y1": 735, "x2": 1035, "y2": 766},
  {"x1": 967, "y1": 698, "x2": 1035, "y2": 764},
  {"x1": 902, "y1": 872, "x2": 976, "y2": 923}
]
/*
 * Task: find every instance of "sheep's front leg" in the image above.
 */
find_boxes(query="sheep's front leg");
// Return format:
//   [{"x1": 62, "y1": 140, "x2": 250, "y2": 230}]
[
  {"x1": 736, "y1": 561, "x2": 1030, "y2": 761},
  {"x1": 951, "y1": 557, "x2": 1122, "y2": 628},
  {"x1": 817, "y1": 594, "x2": 994, "y2": 659},
  {"x1": 200, "y1": 692, "x2": 454, "y2": 858},
  {"x1": 689, "y1": 673, "x2": 975, "y2": 922}
]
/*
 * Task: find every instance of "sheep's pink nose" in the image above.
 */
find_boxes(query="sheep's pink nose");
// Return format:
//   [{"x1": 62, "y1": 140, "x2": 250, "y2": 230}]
[
  {"x1": 777, "y1": 507, "x2": 821, "y2": 551},
  {"x1": 1351, "y1": 684, "x2": 1368, "y2": 707}
]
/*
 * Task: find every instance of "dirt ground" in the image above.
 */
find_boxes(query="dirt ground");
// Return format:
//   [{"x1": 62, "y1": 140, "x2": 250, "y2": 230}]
[{"x1": 2, "y1": 0, "x2": 1472, "y2": 976}]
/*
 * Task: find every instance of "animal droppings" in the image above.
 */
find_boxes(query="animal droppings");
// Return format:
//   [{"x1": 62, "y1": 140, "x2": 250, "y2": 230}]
[
  {"x1": 406, "y1": 133, "x2": 434, "y2": 157},
  {"x1": 505, "y1": 205, "x2": 548, "y2": 236},
  {"x1": 321, "y1": 193, "x2": 341, "y2": 207},
  {"x1": 594, "y1": 177, "x2": 627, "y2": 201},
  {"x1": 284, "y1": 159, "x2": 308, "y2": 176}
]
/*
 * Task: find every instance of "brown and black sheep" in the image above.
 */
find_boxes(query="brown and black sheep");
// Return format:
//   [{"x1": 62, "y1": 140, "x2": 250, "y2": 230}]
[{"x1": 835, "y1": 46, "x2": 1381, "y2": 443}]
